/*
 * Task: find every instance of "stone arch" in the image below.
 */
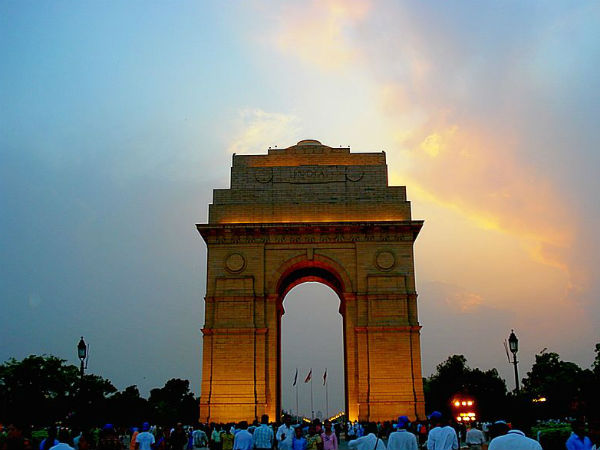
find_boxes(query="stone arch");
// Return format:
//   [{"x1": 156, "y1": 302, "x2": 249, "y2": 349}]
[
  {"x1": 270, "y1": 252, "x2": 354, "y2": 297},
  {"x1": 196, "y1": 141, "x2": 426, "y2": 423},
  {"x1": 275, "y1": 270, "x2": 348, "y2": 418}
]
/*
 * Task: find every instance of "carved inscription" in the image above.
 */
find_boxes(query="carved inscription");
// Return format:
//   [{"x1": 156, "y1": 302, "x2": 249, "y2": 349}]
[
  {"x1": 273, "y1": 166, "x2": 346, "y2": 184},
  {"x1": 207, "y1": 230, "x2": 413, "y2": 245}
]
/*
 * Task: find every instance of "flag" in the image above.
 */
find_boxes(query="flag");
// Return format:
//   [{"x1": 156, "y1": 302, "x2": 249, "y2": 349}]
[
  {"x1": 293, "y1": 368, "x2": 298, "y2": 386},
  {"x1": 323, "y1": 369, "x2": 327, "y2": 386},
  {"x1": 304, "y1": 369, "x2": 312, "y2": 383}
]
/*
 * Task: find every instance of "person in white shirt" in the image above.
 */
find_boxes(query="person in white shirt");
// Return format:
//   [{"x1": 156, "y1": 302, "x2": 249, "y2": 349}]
[
  {"x1": 488, "y1": 429, "x2": 542, "y2": 450},
  {"x1": 465, "y1": 423, "x2": 486, "y2": 450},
  {"x1": 276, "y1": 415, "x2": 295, "y2": 450},
  {"x1": 232, "y1": 422, "x2": 253, "y2": 450},
  {"x1": 135, "y1": 423, "x2": 155, "y2": 450},
  {"x1": 387, "y1": 416, "x2": 417, "y2": 450},
  {"x1": 347, "y1": 423, "x2": 386, "y2": 450},
  {"x1": 426, "y1": 412, "x2": 458, "y2": 450}
]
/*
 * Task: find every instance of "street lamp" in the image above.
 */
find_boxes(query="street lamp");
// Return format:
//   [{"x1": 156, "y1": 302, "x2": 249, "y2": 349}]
[
  {"x1": 77, "y1": 336, "x2": 87, "y2": 380},
  {"x1": 508, "y1": 330, "x2": 519, "y2": 393}
]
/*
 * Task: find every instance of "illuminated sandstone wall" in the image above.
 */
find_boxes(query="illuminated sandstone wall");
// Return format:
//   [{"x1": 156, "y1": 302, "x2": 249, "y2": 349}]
[{"x1": 197, "y1": 140, "x2": 425, "y2": 423}]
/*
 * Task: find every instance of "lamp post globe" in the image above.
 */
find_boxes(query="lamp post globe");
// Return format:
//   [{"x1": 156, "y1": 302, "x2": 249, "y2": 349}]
[
  {"x1": 77, "y1": 337, "x2": 86, "y2": 380},
  {"x1": 78, "y1": 337, "x2": 87, "y2": 360},
  {"x1": 508, "y1": 330, "x2": 520, "y2": 393},
  {"x1": 508, "y1": 330, "x2": 518, "y2": 354}
]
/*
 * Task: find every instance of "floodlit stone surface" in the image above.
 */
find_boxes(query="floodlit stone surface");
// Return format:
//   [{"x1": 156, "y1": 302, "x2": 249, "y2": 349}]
[{"x1": 197, "y1": 140, "x2": 425, "y2": 423}]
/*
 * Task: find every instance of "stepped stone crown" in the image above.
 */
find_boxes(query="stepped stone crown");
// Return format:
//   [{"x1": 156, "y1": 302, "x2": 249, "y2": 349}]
[{"x1": 208, "y1": 140, "x2": 411, "y2": 224}]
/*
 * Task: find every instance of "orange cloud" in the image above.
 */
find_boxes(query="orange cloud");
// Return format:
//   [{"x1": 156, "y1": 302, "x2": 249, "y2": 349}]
[
  {"x1": 266, "y1": 0, "x2": 369, "y2": 71},
  {"x1": 243, "y1": 0, "x2": 597, "y2": 372},
  {"x1": 387, "y1": 116, "x2": 573, "y2": 274},
  {"x1": 253, "y1": 1, "x2": 576, "y2": 275}
]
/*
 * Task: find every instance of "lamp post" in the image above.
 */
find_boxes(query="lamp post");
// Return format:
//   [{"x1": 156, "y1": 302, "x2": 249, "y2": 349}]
[
  {"x1": 76, "y1": 336, "x2": 87, "y2": 425},
  {"x1": 508, "y1": 330, "x2": 520, "y2": 393},
  {"x1": 77, "y1": 336, "x2": 87, "y2": 381}
]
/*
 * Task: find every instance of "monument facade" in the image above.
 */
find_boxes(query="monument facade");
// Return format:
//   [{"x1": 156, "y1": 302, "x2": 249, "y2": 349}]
[{"x1": 197, "y1": 140, "x2": 425, "y2": 423}]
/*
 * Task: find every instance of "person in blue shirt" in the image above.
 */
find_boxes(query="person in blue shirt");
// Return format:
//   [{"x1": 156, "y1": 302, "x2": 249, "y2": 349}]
[
  {"x1": 566, "y1": 420, "x2": 593, "y2": 450},
  {"x1": 291, "y1": 426, "x2": 307, "y2": 450}
]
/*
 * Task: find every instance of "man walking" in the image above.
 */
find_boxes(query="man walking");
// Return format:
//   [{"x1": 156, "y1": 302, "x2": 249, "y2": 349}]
[
  {"x1": 135, "y1": 424, "x2": 155, "y2": 450},
  {"x1": 488, "y1": 421, "x2": 541, "y2": 450},
  {"x1": 465, "y1": 423, "x2": 485, "y2": 450},
  {"x1": 277, "y1": 415, "x2": 295, "y2": 450},
  {"x1": 192, "y1": 427, "x2": 209, "y2": 450},
  {"x1": 347, "y1": 423, "x2": 386, "y2": 450},
  {"x1": 426, "y1": 412, "x2": 458, "y2": 450},
  {"x1": 387, "y1": 417, "x2": 417, "y2": 450},
  {"x1": 253, "y1": 415, "x2": 274, "y2": 450},
  {"x1": 232, "y1": 423, "x2": 252, "y2": 450}
]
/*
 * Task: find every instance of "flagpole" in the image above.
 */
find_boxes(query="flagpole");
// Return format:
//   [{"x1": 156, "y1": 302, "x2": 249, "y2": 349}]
[
  {"x1": 295, "y1": 367, "x2": 299, "y2": 421},
  {"x1": 325, "y1": 369, "x2": 329, "y2": 419},
  {"x1": 310, "y1": 374, "x2": 314, "y2": 420}
]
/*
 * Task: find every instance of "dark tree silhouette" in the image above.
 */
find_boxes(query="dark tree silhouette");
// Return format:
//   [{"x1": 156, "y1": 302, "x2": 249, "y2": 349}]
[
  {"x1": 424, "y1": 354, "x2": 508, "y2": 420},
  {"x1": 148, "y1": 378, "x2": 198, "y2": 425}
]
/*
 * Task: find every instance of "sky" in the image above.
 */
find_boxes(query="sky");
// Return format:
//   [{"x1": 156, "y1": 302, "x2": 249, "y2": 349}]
[{"x1": 1, "y1": 1, "x2": 599, "y2": 417}]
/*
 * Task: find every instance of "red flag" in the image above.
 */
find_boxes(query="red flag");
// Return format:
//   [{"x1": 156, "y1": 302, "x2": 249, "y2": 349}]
[
  {"x1": 304, "y1": 369, "x2": 312, "y2": 383},
  {"x1": 323, "y1": 369, "x2": 327, "y2": 386}
]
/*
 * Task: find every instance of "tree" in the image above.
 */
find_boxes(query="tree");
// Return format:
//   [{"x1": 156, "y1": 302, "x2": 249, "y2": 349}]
[
  {"x1": 108, "y1": 385, "x2": 149, "y2": 425},
  {"x1": 522, "y1": 351, "x2": 594, "y2": 418},
  {"x1": 424, "y1": 355, "x2": 508, "y2": 420},
  {"x1": 0, "y1": 355, "x2": 79, "y2": 424},
  {"x1": 78, "y1": 373, "x2": 117, "y2": 426},
  {"x1": 148, "y1": 378, "x2": 198, "y2": 425},
  {"x1": 0, "y1": 355, "x2": 117, "y2": 425},
  {"x1": 0, "y1": 354, "x2": 204, "y2": 427}
]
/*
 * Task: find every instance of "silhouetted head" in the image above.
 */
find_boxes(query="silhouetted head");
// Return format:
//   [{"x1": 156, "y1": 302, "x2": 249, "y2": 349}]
[
  {"x1": 57, "y1": 429, "x2": 71, "y2": 445},
  {"x1": 428, "y1": 411, "x2": 442, "y2": 427},
  {"x1": 365, "y1": 423, "x2": 378, "y2": 435},
  {"x1": 397, "y1": 416, "x2": 409, "y2": 430},
  {"x1": 490, "y1": 421, "x2": 509, "y2": 438}
]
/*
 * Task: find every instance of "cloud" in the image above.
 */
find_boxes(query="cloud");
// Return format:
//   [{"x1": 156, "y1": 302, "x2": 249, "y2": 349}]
[
  {"x1": 388, "y1": 118, "x2": 573, "y2": 271},
  {"x1": 227, "y1": 109, "x2": 301, "y2": 154},
  {"x1": 252, "y1": 1, "x2": 599, "y2": 370},
  {"x1": 261, "y1": 1, "x2": 576, "y2": 273},
  {"x1": 418, "y1": 281, "x2": 514, "y2": 377},
  {"x1": 267, "y1": 0, "x2": 369, "y2": 71}
]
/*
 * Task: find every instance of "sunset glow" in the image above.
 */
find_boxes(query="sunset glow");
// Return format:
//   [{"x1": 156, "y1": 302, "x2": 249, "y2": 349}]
[{"x1": 1, "y1": 1, "x2": 598, "y2": 411}]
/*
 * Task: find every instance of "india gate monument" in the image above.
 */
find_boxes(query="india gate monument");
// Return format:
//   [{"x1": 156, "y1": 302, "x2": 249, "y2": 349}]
[{"x1": 197, "y1": 139, "x2": 426, "y2": 423}]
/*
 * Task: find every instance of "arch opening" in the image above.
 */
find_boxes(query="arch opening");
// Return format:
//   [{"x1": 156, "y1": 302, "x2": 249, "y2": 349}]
[
  {"x1": 280, "y1": 282, "x2": 346, "y2": 421},
  {"x1": 277, "y1": 265, "x2": 345, "y2": 313}
]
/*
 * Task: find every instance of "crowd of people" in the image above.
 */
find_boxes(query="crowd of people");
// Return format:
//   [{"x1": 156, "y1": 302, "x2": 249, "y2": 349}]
[{"x1": 1, "y1": 412, "x2": 598, "y2": 450}]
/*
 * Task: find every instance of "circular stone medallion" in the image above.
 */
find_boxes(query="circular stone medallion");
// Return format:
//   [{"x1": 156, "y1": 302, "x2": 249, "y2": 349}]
[
  {"x1": 375, "y1": 251, "x2": 395, "y2": 271},
  {"x1": 346, "y1": 167, "x2": 364, "y2": 182},
  {"x1": 255, "y1": 167, "x2": 273, "y2": 183},
  {"x1": 225, "y1": 253, "x2": 246, "y2": 273}
]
